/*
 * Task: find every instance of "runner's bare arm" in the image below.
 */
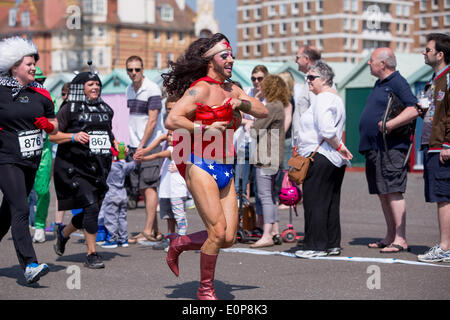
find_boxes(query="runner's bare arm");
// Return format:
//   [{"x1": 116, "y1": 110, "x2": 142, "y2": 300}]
[{"x1": 165, "y1": 83, "x2": 209, "y2": 133}]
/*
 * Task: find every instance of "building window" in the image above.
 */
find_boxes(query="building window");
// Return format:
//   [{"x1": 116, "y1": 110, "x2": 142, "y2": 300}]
[
  {"x1": 154, "y1": 52, "x2": 162, "y2": 69},
  {"x1": 21, "y1": 11, "x2": 30, "y2": 27},
  {"x1": 292, "y1": 21, "x2": 299, "y2": 33},
  {"x1": 268, "y1": 24, "x2": 274, "y2": 36},
  {"x1": 167, "y1": 31, "x2": 173, "y2": 42},
  {"x1": 255, "y1": 26, "x2": 261, "y2": 38},
  {"x1": 403, "y1": 5, "x2": 410, "y2": 16},
  {"x1": 316, "y1": 19, "x2": 323, "y2": 31},
  {"x1": 154, "y1": 30, "x2": 160, "y2": 41},
  {"x1": 446, "y1": 0, "x2": 450, "y2": 9},
  {"x1": 432, "y1": 16, "x2": 439, "y2": 27},
  {"x1": 352, "y1": 19, "x2": 358, "y2": 31},
  {"x1": 159, "y1": 5, "x2": 174, "y2": 21},
  {"x1": 343, "y1": 0, "x2": 350, "y2": 11},
  {"x1": 268, "y1": 5, "x2": 276, "y2": 17},
  {"x1": 280, "y1": 42, "x2": 286, "y2": 54},
  {"x1": 243, "y1": 45, "x2": 249, "y2": 57},
  {"x1": 304, "y1": 20, "x2": 311, "y2": 32},
  {"x1": 396, "y1": 5, "x2": 402, "y2": 17},
  {"x1": 178, "y1": 32, "x2": 185, "y2": 42},
  {"x1": 292, "y1": 3, "x2": 299, "y2": 15},
  {"x1": 268, "y1": 42, "x2": 275, "y2": 55},
  {"x1": 420, "y1": 35, "x2": 426, "y2": 45},
  {"x1": 445, "y1": 15, "x2": 450, "y2": 26},
  {"x1": 243, "y1": 27, "x2": 249, "y2": 39},
  {"x1": 420, "y1": 17, "x2": 426, "y2": 28},
  {"x1": 344, "y1": 18, "x2": 350, "y2": 30},
  {"x1": 432, "y1": 0, "x2": 439, "y2": 10},
  {"x1": 317, "y1": 39, "x2": 323, "y2": 50},
  {"x1": 280, "y1": 22, "x2": 287, "y2": 34},
  {"x1": 255, "y1": 8, "x2": 261, "y2": 20},
  {"x1": 420, "y1": 0, "x2": 427, "y2": 11},
  {"x1": 316, "y1": 0, "x2": 323, "y2": 12},
  {"x1": 304, "y1": 1, "x2": 311, "y2": 13},
  {"x1": 351, "y1": 0, "x2": 358, "y2": 12},
  {"x1": 255, "y1": 44, "x2": 261, "y2": 56},
  {"x1": 280, "y1": 4, "x2": 287, "y2": 16},
  {"x1": 243, "y1": 9, "x2": 250, "y2": 21},
  {"x1": 8, "y1": 8, "x2": 17, "y2": 27}
]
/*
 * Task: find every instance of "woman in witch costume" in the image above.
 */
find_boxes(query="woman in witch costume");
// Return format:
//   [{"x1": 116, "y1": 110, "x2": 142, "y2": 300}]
[
  {"x1": 50, "y1": 62, "x2": 120, "y2": 269},
  {"x1": 162, "y1": 33, "x2": 268, "y2": 300}
]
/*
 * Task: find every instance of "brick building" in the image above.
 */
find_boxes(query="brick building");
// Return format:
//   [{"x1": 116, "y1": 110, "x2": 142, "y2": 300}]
[
  {"x1": 0, "y1": 0, "x2": 196, "y2": 74},
  {"x1": 237, "y1": 0, "x2": 450, "y2": 63}
]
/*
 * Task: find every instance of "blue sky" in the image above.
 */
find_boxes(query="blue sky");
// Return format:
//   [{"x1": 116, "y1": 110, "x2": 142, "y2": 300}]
[{"x1": 185, "y1": 0, "x2": 238, "y2": 50}]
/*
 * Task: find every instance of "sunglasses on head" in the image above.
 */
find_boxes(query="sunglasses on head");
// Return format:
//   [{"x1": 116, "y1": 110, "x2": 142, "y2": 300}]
[
  {"x1": 127, "y1": 68, "x2": 142, "y2": 73},
  {"x1": 251, "y1": 76, "x2": 264, "y2": 82},
  {"x1": 306, "y1": 74, "x2": 320, "y2": 81}
]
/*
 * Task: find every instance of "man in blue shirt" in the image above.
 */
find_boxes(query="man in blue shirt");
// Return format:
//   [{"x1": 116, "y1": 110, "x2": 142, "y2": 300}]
[{"x1": 359, "y1": 48, "x2": 418, "y2": 253}]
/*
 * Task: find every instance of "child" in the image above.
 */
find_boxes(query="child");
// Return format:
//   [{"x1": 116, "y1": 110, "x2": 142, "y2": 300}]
[
  {"x1": 100, "y1": 144, "x2": 137, "y2": 248},
  {"x1": 134, "y1": 97, "x2": 188, "y2": 251}
]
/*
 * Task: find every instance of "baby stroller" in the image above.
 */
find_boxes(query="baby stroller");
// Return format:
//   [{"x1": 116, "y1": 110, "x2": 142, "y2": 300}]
[{"x1": 279, "y1": 171, "x2": 303, "y2": 243}]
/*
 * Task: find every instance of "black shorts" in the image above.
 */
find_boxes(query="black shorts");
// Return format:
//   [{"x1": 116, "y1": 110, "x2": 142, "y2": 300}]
[
  {"x1": 364, "y1": 149, "x2": 407, "y2": 195},
  {"x1": 128, "y1": 146, "x2": 163, "y2": 190},
  {"x1": 424, "y1": 150, "x2": 450, "y2": 203}
]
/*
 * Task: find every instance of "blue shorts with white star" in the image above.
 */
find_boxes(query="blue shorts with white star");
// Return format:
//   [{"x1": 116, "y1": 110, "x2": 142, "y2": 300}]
[{"x1": 190, "y1": 153, "x2": 234, "y2": 190}]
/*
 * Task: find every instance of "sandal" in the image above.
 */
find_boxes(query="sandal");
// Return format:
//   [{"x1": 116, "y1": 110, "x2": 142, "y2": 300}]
[
  {"x1": 380, "y1": 243, "x2": 410, "y2": 253},
  {"x1": 368, "y1": 241, "x2": 389, "y2": 249},
  {"x1": 142, "y1": 231, "x2": 163, "y2": 242},
  {"x1": 272, "y1": 234, "x2": 282, "y2": 245},
  {"x1": 128, "y1": 232, "x2": 147, "y2": 244}
]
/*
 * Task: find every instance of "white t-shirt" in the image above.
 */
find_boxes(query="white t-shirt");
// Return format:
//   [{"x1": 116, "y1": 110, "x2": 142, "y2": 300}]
[
  {"x1": 126, "y1": 77, "x2": 163, "y2": 148},
  {"x1": 158, "y1": 145, "x2": 188, "y2": 198},
  {"x1": 297, "y1": 91, "x2": 348, "y2": 167}
]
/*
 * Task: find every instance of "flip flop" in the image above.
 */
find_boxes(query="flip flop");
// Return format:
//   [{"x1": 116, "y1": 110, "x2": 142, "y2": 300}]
[
  {"x1": 380, "y1": 243, "x2": 410, "y2": 253},
  {"x1": 368, "y1": 241, "x2": 388, "y2": 249}
]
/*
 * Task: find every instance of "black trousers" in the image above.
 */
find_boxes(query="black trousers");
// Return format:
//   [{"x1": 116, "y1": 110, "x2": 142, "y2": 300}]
[
  {"x1": 302, "y1": 153, "x2": 346, "y2": 251},
  {"x1": 0, "y1": 164, "x2": 38, "y2": 270}
]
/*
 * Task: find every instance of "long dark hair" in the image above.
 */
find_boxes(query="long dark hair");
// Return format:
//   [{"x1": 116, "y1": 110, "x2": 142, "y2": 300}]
[{"x1": 162, "y1": 33, "x2": 230, "y2": 98}]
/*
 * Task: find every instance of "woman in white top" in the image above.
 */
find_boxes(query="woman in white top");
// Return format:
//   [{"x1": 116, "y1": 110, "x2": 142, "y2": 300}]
[{"x1": 294, "y1": 61, "x2": 353, "y2": 259}]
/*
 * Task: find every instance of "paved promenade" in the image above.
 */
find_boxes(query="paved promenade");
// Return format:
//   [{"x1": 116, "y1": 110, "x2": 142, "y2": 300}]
[{"x1": 0, "y1": 171, "x2": 449, "y2": 302}]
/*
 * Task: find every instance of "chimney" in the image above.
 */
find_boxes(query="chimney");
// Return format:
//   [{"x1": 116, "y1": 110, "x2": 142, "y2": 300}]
[{"x1": 176, "y1": 0, "x2": 185, "y2": 10}]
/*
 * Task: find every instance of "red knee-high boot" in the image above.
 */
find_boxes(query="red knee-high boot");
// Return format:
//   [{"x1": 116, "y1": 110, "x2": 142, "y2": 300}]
[
  {"x1": 197, "y1": 252, "x2": 219, "y2": 300},
  {"x1": 166, "y1": 230, "x2": 208, "y2": 277}
]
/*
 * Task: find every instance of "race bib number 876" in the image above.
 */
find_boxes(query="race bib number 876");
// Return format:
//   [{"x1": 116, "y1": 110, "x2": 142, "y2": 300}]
[{"x1": 18, "y1": 129, "x2": 43, "y2": 159}]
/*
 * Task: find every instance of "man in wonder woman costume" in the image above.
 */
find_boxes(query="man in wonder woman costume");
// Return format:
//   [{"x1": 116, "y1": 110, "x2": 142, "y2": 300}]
[{"x1": 162, "y1": 33, "x2": 268, "y2": 300}]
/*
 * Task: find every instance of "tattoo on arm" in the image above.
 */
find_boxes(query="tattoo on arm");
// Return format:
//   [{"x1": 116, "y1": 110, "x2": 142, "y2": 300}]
[{"x1": 188, "y1": 89, "x2": 197, "y2": 97}]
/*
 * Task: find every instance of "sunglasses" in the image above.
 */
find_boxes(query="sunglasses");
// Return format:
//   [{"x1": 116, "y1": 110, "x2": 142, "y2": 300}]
[
  {"x1": 219, "y1": 51, "x2": 235, "y2": 60},
  {"x1": 251, "y1": 76, "x2": 264, "y2": 82},
  {"x1": 424, "y1": 47, "x2": 434, "y2": 53},
  {"x1": 127, "y1": 68, "x2": 142, "y2": 73},
  {"x1": 306, "y1": 74, "x2": 320, "y2": 81}
]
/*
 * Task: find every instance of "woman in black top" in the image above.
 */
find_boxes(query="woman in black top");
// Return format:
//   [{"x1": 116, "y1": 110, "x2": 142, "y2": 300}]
[
  {"x1": 51, "y1": 67, "x2": 118, "y2": 269},
  {"x1": 0, "y1": 37, "x2": 58, "y2": 284}
]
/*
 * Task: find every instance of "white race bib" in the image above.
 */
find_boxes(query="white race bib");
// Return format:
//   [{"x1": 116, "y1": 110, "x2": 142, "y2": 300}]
[
  {"x1": 88, "y1": 130, "x2": 111, "y2": 155},
  {"x1": 18, "y1": 129, "x2": 43, "y2": 159}
]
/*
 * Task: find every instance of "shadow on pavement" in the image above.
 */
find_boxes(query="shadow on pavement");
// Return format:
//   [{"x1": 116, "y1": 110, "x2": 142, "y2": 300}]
[{"x1": 165, "y1": 280, "x2": 259, "y2": 300}]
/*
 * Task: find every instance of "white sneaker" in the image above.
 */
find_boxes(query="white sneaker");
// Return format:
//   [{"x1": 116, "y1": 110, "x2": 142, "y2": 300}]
[
  {"x1": 418, "y1": 245, "x2": 450, "y2": 263},
  {"x1": 295, "y1": 250, "x2": 328, "y2": 259},
  {"x1": 33, "y1": 229, "x2": 46, "y2": 243}
]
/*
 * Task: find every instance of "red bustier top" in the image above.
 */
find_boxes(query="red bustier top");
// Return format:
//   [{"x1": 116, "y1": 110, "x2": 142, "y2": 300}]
[{"x1": 173, "y1": 77, "x2": 242, "y2": 179}]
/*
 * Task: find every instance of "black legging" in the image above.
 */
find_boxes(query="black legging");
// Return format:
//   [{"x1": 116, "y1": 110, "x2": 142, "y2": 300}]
[
  {"x1": 0, "y1": 164, "x2": 38, "y2": 270},
  {"x1": 71, "y1": 201, "x2": 100, "y2": 234}
]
